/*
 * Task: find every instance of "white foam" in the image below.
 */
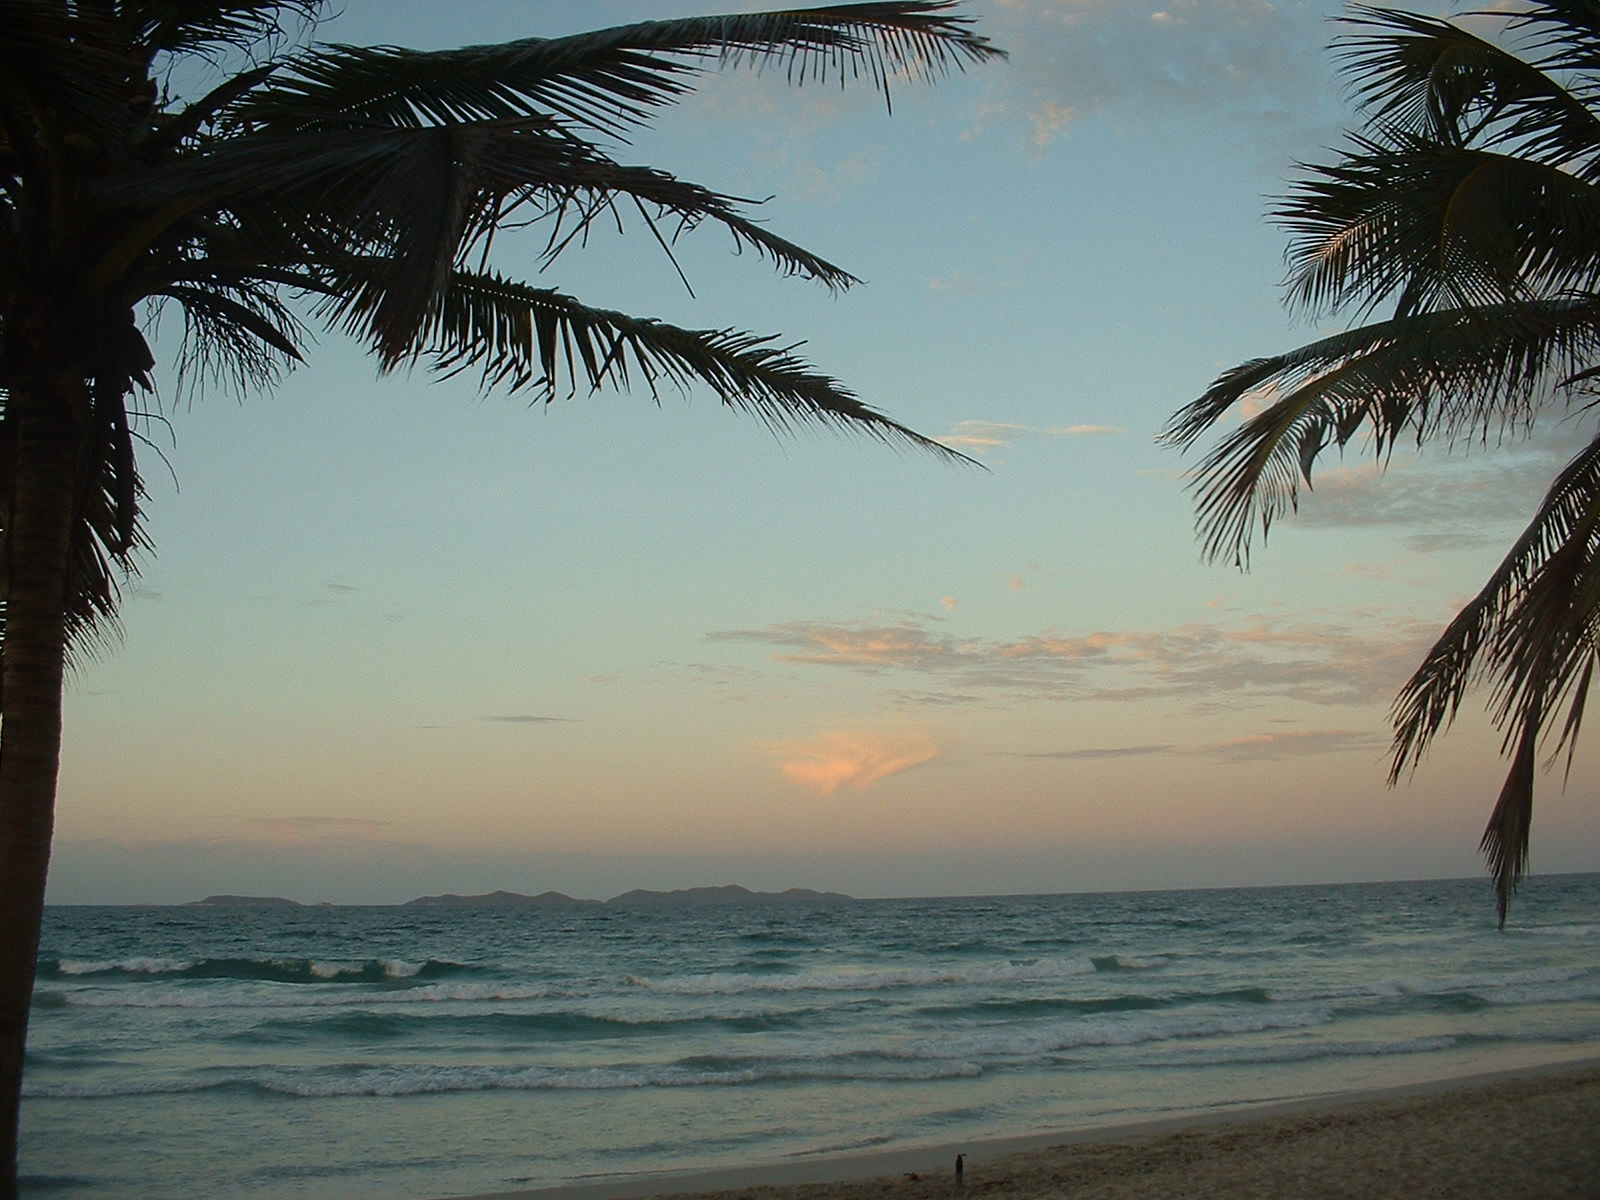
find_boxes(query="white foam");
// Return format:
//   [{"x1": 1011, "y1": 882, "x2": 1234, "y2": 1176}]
[{"x1": 55, "y1": 958, "x2": 190, "y2": 976}]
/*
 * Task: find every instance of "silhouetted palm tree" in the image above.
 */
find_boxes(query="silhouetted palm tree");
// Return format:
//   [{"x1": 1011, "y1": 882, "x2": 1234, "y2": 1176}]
[
  {"x1": 1164, "y1": 1, "x2": 1600, "y2": 927},
  {"x1": 0, "y1": 2, "x2": 1001, "y2": 1189}
]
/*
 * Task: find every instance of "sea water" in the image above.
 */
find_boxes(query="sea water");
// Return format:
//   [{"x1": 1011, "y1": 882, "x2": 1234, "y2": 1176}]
[{"x1": 20, "y1": 874, "x2": 1600, "y2": 1199}]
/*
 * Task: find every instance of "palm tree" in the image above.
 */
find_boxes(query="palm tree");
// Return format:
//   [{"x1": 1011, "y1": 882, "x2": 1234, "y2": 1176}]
[
  {"x1": 1163, "y1": 1, "x2": 1600, "y2": 927},
  {"x1": 0, "y1": 1, "x2": 1001, "y2": 1189}
]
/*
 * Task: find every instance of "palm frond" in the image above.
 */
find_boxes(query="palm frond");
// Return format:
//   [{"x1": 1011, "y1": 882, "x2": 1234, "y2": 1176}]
[
  {"x1": 1481, "y1": 719, "x2": 1538, "y2": 928},
  {"x1": 1391, "y1": 428, "x2": 1600, "y2": 783},
  {"x1": 157, "y1": 280, "x2": 307, "y2": 394},
  {"x1": 318, "y1": 263, "x2": 975, "y2": 463},
  {"x1": 1512, "y1": 2, "x2": 1600, "y2": 83},
  {"x1": 234, "y1": 2, "x2": 1002, "y2": 137},
  {"x1": 1280, "y1": 135, "x2": 1600, "y2": 319},
  {"x1": 130, "y1": 1, "x2": 324, "y2": 59},
  {"x1": 0, "y1": 1, "x2": 139, "y2": 159},
  {"x1": 1338, "y1": 5, "x2": 1600, "y2": 164},
  {"x1": 101, "y1": 119, "x2": 858, "y2": 355},
  {"x1": 1164, "y1": 297, "x2": 1600, "y2": 566},
  {"x1": 0, "y1": 373, "x2": 149, "y2": 669}
]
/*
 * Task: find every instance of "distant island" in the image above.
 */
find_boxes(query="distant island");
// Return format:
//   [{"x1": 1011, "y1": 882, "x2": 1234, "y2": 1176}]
[
  {"x1": 404, "y1": 890, "x2": 599, "y2": 908},
  {"x1": 185, "y1": 894, "x2": 308, "y2": 908},
  {"x1": 605, "y1": 885, "x2": 852, "y2": 908},
  {"x1": 182, "y1": 885, "x2": 855, "y2": 908}
]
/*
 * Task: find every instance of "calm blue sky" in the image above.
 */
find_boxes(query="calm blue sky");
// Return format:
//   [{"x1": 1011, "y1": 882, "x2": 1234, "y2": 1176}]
[{"x1": 46, "y1": 0, "x2": 1600, "y2": 904}]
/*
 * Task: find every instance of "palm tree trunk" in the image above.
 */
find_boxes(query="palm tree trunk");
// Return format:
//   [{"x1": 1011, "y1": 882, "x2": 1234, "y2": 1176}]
[{"x1": 0, "y1": 379, "x2": 82, "y2": 1200}]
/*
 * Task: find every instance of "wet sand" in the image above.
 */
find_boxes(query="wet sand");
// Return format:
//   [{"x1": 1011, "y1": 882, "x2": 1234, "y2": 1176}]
[{"x1": 448, "y1": 1057, "x2": 1600, "y2": 1200}]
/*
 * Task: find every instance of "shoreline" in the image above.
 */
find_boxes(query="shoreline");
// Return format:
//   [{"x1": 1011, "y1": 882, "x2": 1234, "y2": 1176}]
[{"x1": 444, "y1": 1053, "x2": 1600, "y2": 1200}]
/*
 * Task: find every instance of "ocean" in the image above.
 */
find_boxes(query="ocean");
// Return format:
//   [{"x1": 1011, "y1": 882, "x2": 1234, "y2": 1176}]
[{"x1": 20, "y1": 873, "x2": 1600, "y2": 1199}]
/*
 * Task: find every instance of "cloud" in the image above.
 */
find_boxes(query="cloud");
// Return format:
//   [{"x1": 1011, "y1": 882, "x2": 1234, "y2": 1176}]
[
  {"x1": 754, "y1": 144, "x2": 883, "y2": 204},
  {"x1": 1000, "y1": 744, "x2": 1176, "y2": 760},
  {"x1": 881, "y1": 688, "x2": 991, "y2": 708},
  {"x1": 995, "y1": 728, "x2": 1385, "y2": 762},
  {"x1": 940, "y1": 596, "x2": 960, "y2": 612},
  {"x1": 305, "y1": 580, "x2": 358, "y2": 606},
  {"x1": 479, "y1": 714, "x2": 578, "y2": 724},
  {"x1": 927, "y1": 255, "x2": 1032, "y2": 295},
  {"x1": 1256, "y1": 431, "x2": 1600, "y2": 557},
  {"x1": 942, "y1": 420, "x2": 1029, "y2": 451},
  {"x1": 710, "y1": 609, "x2": 1436, "y2": 709},
  {"x1": 1028, "y1": 98, "x2": 1080, "y2": 147},
  {"x1": 1190, "y1": 728, "x2": 1388, "y2": 762},
  {"x1": 941, "y1": 420, "x2": 1118, "y2": 455},
  {"x1": 710, "y1": 621, "x2": 967, "y2": 669},
  {"x1": 928, "y1": 271, "x2": 985, "y2": 294},
  {"x1": 978, "y1": 0, "x2": 1349, "y2": 156},
  {"x1": 758, "y1": 727, "x2": 943, "y2": 796}
]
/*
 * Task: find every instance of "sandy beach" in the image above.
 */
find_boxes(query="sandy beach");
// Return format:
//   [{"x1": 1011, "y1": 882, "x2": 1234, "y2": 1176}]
[{"x1": 455, "y1": 1058, "x2": 1600, "y2": 1200}]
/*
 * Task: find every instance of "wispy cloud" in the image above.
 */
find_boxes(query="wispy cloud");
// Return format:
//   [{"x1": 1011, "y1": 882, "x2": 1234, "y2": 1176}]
[
  {"x1": 479, "y1": 714, "x2": 578, "y2": 724},
  {"x1": 1051, "y1": 424, "x2": 1125, "y2": 436},
  {"x1": 305, "y1": 580, "x2": 358, "y2": 607},
  {"x1": 1286, "y1": 446, "x2": 1573, "y2": 546},
  {"x1": 943, "y1": 420, "x2": 1029, "y2": 451},
  {"x1": 757, "y1": 727, "x2": 943, "y2": 796},
  {"x1": 978, "y1": 0, "x2": 1352, "y2": 159},
  {"x1": 1191, "y1": 728, "x2": 1388, "y2": 762},
  {"x1": 927, "y1": 271, "x2": 986, "y2": 294},
  {"x1": 941, "y1": 420, "x2": 1119, "y2": 455},
  {"x1": 710, "y1": 609, "x2": 1433, "y2": 709},
  {"x1": 753, "y1": 144, "x2": 883, "y2": 204},
  {"x1": 1000, "y1": 744, "x2": 1176, "y2": 760},
  {"x1": 996, "y1": 727, "x2": 1385, "y2": 762}
]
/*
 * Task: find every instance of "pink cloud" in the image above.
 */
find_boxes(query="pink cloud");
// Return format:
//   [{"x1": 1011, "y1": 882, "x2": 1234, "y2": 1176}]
[
  {"x1": 760, "y1": 727, "x2": 942, "y2": 796},
  {"x1": 943, "y1": 420, "x2": 1028, "y2": 451}
]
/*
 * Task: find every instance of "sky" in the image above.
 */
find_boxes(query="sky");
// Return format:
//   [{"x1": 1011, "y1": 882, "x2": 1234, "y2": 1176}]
[{"x1": 44, "y1": 0, "x2": 1600, "y2": 904}]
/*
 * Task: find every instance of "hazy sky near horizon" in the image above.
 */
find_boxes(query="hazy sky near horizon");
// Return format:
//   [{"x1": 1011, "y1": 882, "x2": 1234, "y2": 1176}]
[{"x1": 45, "y1": 0, "x2": 1600, "y2": 904}]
